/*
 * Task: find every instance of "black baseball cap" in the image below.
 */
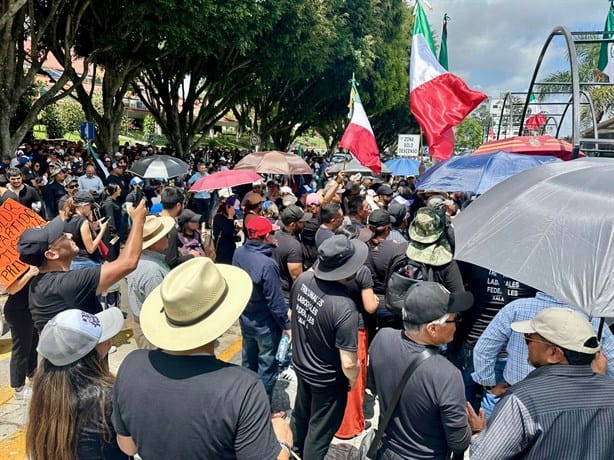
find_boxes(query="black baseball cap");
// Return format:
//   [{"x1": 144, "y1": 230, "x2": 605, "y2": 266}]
[
  {"x1": 18, "y1": 218, "x2": 66, "y2": 266},
  {"x1": 280, "y1": 205, "x2": 312, "y2": 225},
  {"x1": 377, "y1": 184, "x2": 394, "y2": 196},
  {"x1": 402, "y1": 281, "x2": 473, "y2": 325},
  {"x1": 74, "y1": 191, "x2": 97, "y2": 206},
  {"x1": 367, "y1": 209, "x2": 395, "y2": 227}
]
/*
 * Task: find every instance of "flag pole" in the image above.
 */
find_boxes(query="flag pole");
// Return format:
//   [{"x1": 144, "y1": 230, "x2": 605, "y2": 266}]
[{"x1": 343, "y1": 73, "x2": 357, "y2": 174}]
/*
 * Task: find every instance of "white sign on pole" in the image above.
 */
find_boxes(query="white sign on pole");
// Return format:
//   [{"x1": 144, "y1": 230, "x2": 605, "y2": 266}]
[{"x1": 397, "y1": 134, "x2": 420, "y2": 157}]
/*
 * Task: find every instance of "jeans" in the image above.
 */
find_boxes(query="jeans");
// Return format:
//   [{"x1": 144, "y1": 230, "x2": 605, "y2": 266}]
[
  {"x1": 292, "y1": 376, "x2": 348, "y2": 460},
  {"x1": 241, "y1": 328, "x2": 281, "y2": 400},
  {"x1": 70, "y1": 259, "x2": 99, "y2": 270}
]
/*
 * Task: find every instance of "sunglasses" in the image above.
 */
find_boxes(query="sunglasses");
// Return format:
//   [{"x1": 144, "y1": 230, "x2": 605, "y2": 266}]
[
  {"x1": 444, "y1": 316, "x2": 462, "y2": 324},
  {"x1": 66, "y1": 184, "x2": 78, "y2": 189},
  {"x1": 524, "y1": 334, "x2": 554, "y2": 346}
]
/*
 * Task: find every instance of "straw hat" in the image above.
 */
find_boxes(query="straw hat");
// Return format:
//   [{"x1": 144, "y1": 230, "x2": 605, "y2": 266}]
[
  {"x1": 142, "y1": 215, "x2": 175, "y2": 250},
  {"x1": 140, "y1": 258, "x2": 252, "y2": 351}
]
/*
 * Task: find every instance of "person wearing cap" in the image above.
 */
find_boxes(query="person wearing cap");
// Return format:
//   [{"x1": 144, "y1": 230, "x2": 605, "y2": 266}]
[
  {"x1": 365, "y1": 208, "x2": 408, "y2": 331},
  {"x1": 273, "y1": 205, "x2": 312, "y2": 304},
  {"x1": 301, "y1": 194, "x2": 322, "y2": 271},
  {"x1": 265, "y1": 179, "x2": 281, "y2": 205},
  {"x1": 314, "y1": 203, "x2": 344, "y2": 248},
  {"x1": 387, "y1": 203, "x2": 409, "y2": 243},
  {"x1": 78, "y1": 165, "x2": 105, "y2": 199},
  {"x1": 375, "y1": 183, "x2": 394, "y2": 209},
  {"x1": 126, "y1": 215, "x2": 174, "y2": 349},
  {"x1": 368, "y1": 281, "x2": 474, "y2": 460},
  {"x1": 18, "y1": 199, "x2": 147, "y2": 332},
  {"x1": 26, "y1": 308, "x2": 128, "y2": 460},
  {"x1": 291, "y1": 235, "x2": 365, "y2": 460},
  {"x1": 470, "y1": 307, "x2": 614, "y2": 460},
  {"x1": 471, "y1": 291, "x2": 614, "y2": 418},
  {"x1": 176, "y1": 208, "x2": 205, "y2": 257},
  {"x1": 41, "y1": 162, "x2": 68, "y2": 219},
  {"x1": 111, "y1": 258, "x2": 294, "y2": 459},
  {"x1": 188, "y1": 162, "x2": 211, "y2": 226},
  {"x1": 6, "y1": 167, "x2": 44, "y2": 216},
  {"x1": 63, "y1": 175, "x2": 79, "y2": 198},
  {"x1": 232, "y1": 216, "x2": 289, "y2": 400},
  {"x1": 242, "y1": 190, "x2": 266, "y2": 235},
  {"x1": 63, "y1": 191, "x2": 109, "y2": 270}
]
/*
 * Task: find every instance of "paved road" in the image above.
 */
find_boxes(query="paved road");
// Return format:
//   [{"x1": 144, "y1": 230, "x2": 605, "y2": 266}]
[{"x1": 0, "y1": 284, "x2": 377, "y2": 459}]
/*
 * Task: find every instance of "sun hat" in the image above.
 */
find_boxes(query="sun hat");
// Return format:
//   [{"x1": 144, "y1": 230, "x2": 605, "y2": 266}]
[
  {"x1": 313, "y1": 235, "x2": 368, "y2": 281},
  {"x1": 402, "y1": 282, "x2": 473, "y2": 325},
  {"x1": 37, "y1": 308, "x2": 124, "y2": 366},
  {"x1": 17, "y1": 218, "x2": 66, "y2": 266},
  {"x1": 48, "y1": 163, "x2": 66, "y2": 178},
  {"x1": 281, "y1": 193, "x2": 297, "y2": 207},
  {"x1": 140, "y1": 257, "x2": 252, "y2": 351},
  {"x1": 406, "y1": 236, "x2": 453, "y2": 266},
  {"x1": 246, "y1": 216, "x2": 280, "y2": 238},
  {"x1": 245, "y1": 191, "x2": 265, "y2": 205},
  {"x1": 142, "y1": 215, "x2": 175, "y2": 250},
  {"x1": 511, "y1": 307, "x2": 601, "y2": 354},
  {"x1": 280, "y1": 205, "x2": 312, "y2": 225},
  {"x1": 367, "y1": 209, "x2": 395, "y2": 227},
  {"x1": 408, "y1": 207, "x2": 444, "y2": 244},
  {"x1": 280, "y1": 186, "x2": 293, "y2": 195},
  {"x1": 178, "y1": 209, "x2": 201, "y2": 227},
  {"x1": 306, "y1": 193, "x2": 322, "y2": 206}
]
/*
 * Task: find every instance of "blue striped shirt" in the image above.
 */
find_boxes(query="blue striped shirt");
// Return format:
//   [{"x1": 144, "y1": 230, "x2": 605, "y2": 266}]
[
  {"x1": 471, "y1": 364, "x2": 614, "y2": 459},
  {"x1": 472, "y1": 292, "x2": 614, "y2": 386}
]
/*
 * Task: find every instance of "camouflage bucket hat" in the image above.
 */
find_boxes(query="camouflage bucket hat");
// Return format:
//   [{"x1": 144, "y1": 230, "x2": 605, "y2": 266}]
[
  {"x1": 406, "y1": 236, "x2": 453, "y2": 266},
  {"x1": 409, "y1": 207, "x2": 444, "y2": 244}
]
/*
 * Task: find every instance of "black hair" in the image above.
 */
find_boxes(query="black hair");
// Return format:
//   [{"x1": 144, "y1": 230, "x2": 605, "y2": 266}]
[
  {"x1": 561, "y1": 337, "x2": 599, "y2": 365},
  {"x1": 347, "y1": 195, "x2": 365, "y2": 216},
  {"x1": 161, "y1": 186, "x2": 185, "y2": 209},
  {"x1": 320, "y1": 203, "x2": 341, "y2": 224},
  {"x1": 105, "y1": 184, "x2": 120, "y2": 196}
]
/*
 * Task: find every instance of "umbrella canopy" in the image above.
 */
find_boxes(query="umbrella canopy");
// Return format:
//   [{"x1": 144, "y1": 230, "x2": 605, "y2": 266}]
[
  {"x1": 472, "y1": 135, "x2": 581, "y2": 161},
  {"x1": 415, "y1": 151, "x2": 561, "y2": 195},
  {"x1": 384, "y1": 158, "x2": 421, "y2": 177},
  {"x1": 328, "y1": 156, "x2": 392, "y2": 175},
  {"x1": 128, "y1": 155, "x2": 189, "y2": 179},
  {"x1": 453, "y1": 157, "x2": 614, "y2": 317},
  {"x1": 234, "y1": 150, "x2": 312, "y2": 175},
  {"x1": 189, "y1": 169, "x2": 263, "y2": 192}
]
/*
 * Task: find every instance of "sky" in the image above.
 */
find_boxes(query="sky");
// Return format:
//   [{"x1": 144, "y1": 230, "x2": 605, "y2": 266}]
[{"x1": 421, "y1": 0, "x2": 610, "y2": 98}]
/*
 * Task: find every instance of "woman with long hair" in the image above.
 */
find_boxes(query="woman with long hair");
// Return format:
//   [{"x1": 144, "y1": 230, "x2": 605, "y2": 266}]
[
  {"x1": 101, "y1": 184, "x2": 122, "y2": 262},
  {"x1": 26, "y1": 308, "x2": 128, "y2": 460},
  {"x1": 64, "y1": 191, "x2": 108, "y2": 270},
  {"x1": 177, "y1": 209, "x2": 205, "y2": 257},
  {"x1": 212, "y1": 196, "x2": 238, "y2": 264}
]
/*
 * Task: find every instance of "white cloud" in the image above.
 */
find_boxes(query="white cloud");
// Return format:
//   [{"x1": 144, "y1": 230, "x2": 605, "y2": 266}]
[{"x1": 423, "y1": 0, "x2": 608, "y2": 97}]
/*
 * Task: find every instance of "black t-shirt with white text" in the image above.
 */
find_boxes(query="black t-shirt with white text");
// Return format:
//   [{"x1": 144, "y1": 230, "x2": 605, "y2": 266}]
[{"x1": 291, "y1": 271, "x2": 359, "y2": 387}]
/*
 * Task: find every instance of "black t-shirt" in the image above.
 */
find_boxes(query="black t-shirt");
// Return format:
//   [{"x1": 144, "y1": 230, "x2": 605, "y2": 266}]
[
  {"x1": 42, "y1": 181, "x2": 66, "y2": 219},
  {"x1": 29, "y1": 266, "x2": 102, "y2": 331},
  {"x1": 0, "y1": 189, "x2": 18, "y2": 206},
  {"x1": 345, "y1": 265, "x2": 374, "y2": 329},
  {"x1": 15, "y1": 184, "x2": 42, "y2": 209},
  {"x1": 365, "y1": 240, "x2": 408, "y2": 296},
  {"x1": 290, "y1": 271, "x2": 359, "y2": 387},
  {"x1": 273, "y1": 229, "x2": 303, "y2": 296},
  {"x1": 112, "y1": 350, "x2": 281, "y2": 460}
]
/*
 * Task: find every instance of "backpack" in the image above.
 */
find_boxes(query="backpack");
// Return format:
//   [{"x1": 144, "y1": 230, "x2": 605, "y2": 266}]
[{"x1": 385, "y1": 253, "x2": 430, "y2": 318}]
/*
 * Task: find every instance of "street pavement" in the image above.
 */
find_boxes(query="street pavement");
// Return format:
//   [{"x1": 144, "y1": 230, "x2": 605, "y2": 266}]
[{"x1": 0, "y1": 282, "x2": 380, "y2": 460}]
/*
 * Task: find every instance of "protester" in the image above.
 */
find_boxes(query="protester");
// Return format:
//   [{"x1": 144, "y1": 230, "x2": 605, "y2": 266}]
[
  {"x1": 291, "y1": 235, "x2": 365, "y2": 459},
  {"x1": 368, "y1": 281, "x2": 474, "y2": 460},
  {"x1": 6, "y1": 167, "x2": 43, "y2": 216},
  {"x1": 158, "y1": 186, "x2": 193, "y2": 268},
  {"x1": 232, "y1": 216, "x2": 289, "y2": 401},
  {"x1": 213, "y1": 196, "x2": 239, "y2": 263},
  {"x1": 112, "y1": 258, "x2": 294, "y2": 459},
  {"x1": 187, "y1": 162, "x2": 211, "y2": 226},
  {"x1": 175, "y1": 209, "x2": 205, "y2": 256},
  {"x1": 375, "y1": 184, "x2": 394, "y2": 209},
  {"x1": 26, "y1": 308, "x2": 127, "y2": 460},
  {"x1": 315, "y1": 203, "x2": 344, "y2": 248},
  {"x1": 126, "y1": 215, "x2": 174, "y2": 349},
  {"x1": 470, "y1": 308, "x2": 614, "y2": 459},
  {"x1": 100, "y1": 184, "x2": 123, "y2": 262},
  {"x1": 17, "y1": 199, "x2": 147, "y2": 332},
  {"x1": 78, "y1": 165, "x2": 105, "y2": 200},
  {"x1": 41, "y1": 163, "x2": 67, "y2": 219}
]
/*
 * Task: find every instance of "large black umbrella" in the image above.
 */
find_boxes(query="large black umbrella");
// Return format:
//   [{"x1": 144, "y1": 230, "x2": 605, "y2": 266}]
[{"x1": 128, "y1": 155, "x2": 189, "y2": 179}]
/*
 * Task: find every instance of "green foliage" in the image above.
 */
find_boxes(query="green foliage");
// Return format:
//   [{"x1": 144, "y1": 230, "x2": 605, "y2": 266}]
[
  {"x1": 40, "y1": 104, "x2": 63, "y2": 138},
  {"x1": 143, "y1": 115, "x2": 156, "y2": 136},
  {"x1": 455, "y1": 118, "x2": 484, "y2": 152}
]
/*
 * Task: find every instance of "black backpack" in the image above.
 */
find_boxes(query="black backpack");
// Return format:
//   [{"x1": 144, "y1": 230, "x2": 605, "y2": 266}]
[{"x1": 385, "y1": 253, "x2": 430, "y2": 317}]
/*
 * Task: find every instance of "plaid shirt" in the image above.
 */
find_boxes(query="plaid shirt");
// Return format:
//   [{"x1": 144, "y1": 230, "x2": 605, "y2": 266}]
[{"x1": 472, "y1": 292, "x2": 614, "y2": 386}]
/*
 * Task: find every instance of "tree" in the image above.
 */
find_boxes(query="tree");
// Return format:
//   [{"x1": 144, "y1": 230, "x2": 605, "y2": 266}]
[
  {"x1": 0, "y1": 0, "x2": 90, "y2": 157},
  {"x1": 455, "y1": 117, "x2": 484, "y2": 152}
]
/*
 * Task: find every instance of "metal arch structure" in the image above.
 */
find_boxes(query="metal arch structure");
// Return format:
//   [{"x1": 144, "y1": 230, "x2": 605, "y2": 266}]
[{"x1": 493, "y1": 26, "x2": 614, "y2": 157}]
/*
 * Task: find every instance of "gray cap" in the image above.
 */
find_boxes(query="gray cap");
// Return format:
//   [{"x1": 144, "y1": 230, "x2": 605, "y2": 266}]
[{"x1": 403, "y1": 282, "x2": 473, "y2": 325}]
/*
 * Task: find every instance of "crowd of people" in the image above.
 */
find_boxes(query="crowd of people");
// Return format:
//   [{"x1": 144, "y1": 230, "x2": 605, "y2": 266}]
[{"x1": 2, "y1": 138, "x2": 614, "y2": 459}]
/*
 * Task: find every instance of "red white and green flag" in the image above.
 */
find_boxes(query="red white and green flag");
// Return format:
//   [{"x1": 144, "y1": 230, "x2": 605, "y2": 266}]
[
  {"x1": 339, "y1": 80, "x2": 381, "y2": 174},
  {"x1": 598, "y1": 1, "x2": 614, "y2": 80},
  {"x1": 409, "y1": 1, "x2": 486, "y2": 161},
  {"x1": 525, "y1": 92, "x2": 547, "y2": 131}
]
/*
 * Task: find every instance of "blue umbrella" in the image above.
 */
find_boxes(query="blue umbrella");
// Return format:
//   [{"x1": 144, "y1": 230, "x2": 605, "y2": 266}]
[
  {"x1": 415, "y1": 151, "x2": 561, "y2": 195},
  {"x1": 384, "y1": 158, "x2": 422, "y2": 176}
]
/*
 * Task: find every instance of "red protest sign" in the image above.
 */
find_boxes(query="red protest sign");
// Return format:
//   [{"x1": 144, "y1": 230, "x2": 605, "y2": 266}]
[{"x1": 0, "y1": 198, "x2": 47, "y2": 288}]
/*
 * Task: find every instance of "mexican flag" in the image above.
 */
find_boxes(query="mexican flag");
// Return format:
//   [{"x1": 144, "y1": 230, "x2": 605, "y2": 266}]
[
  {"x1": 525, "y1": 92, "x2": 547, "y2": 132},
  {"x1": 339, "y1": 81, "x2": 381, "y2": 174},
  {"x1": 598, "y1": 2, "x2": 614, "y2": 80},
  {"x1": 409, "y1": 1, "x2": 486, "y2": 161}
]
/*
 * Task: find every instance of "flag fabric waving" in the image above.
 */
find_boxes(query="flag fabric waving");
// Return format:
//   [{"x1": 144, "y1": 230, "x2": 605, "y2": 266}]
[
  {"x1": 437, "y1": 13, "x2": 455, "y2": 161},
  {"x1": 438, "y1": 14, "x2": 449, "y2": 70},
  {"x1": 598, "y1": 1, "x2": 614, "y2": 80},
  {"x1": 525, "y1": 92, "x2": 547, "y2": 132},
  {"x1": 339, "y1": 80, "x2": 381, "y2": 174},
  {"x1": 410, "y1": 1, "x2": 486, "y2": 162}
]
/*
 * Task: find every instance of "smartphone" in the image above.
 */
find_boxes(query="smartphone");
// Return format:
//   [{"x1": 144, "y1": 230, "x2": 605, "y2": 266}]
[
  {"x1": 110, "y1": 235, "x2": 120, "y2": 245},
  {"x1": 93, "y1": 206, "x2": 102, "y2": 221}
]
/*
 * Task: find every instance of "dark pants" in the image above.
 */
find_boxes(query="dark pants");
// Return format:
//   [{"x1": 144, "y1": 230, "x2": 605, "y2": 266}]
[
  {"x1": 193, "y1": 198, "x2": 211, "y2": 227},
  {"x1": 4, "y1": 304, "x2": 38, "y2": 388},
  {"x1": 292, "y1": 375, "x2": 348, "y2": 460},
  {"x1": 242, "y1": 328, "x2": 281, "y2": 400}
]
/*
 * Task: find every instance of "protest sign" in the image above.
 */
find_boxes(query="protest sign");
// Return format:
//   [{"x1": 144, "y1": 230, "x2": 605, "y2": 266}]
[{"x1": 0, "y1": 199, "x2": 46, "y2": 288}]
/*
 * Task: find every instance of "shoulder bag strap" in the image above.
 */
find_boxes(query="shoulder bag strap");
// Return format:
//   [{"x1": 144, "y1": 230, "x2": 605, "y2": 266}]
[{"x1": 367, "y1": 348, "x2": 436, "y2": 458}]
